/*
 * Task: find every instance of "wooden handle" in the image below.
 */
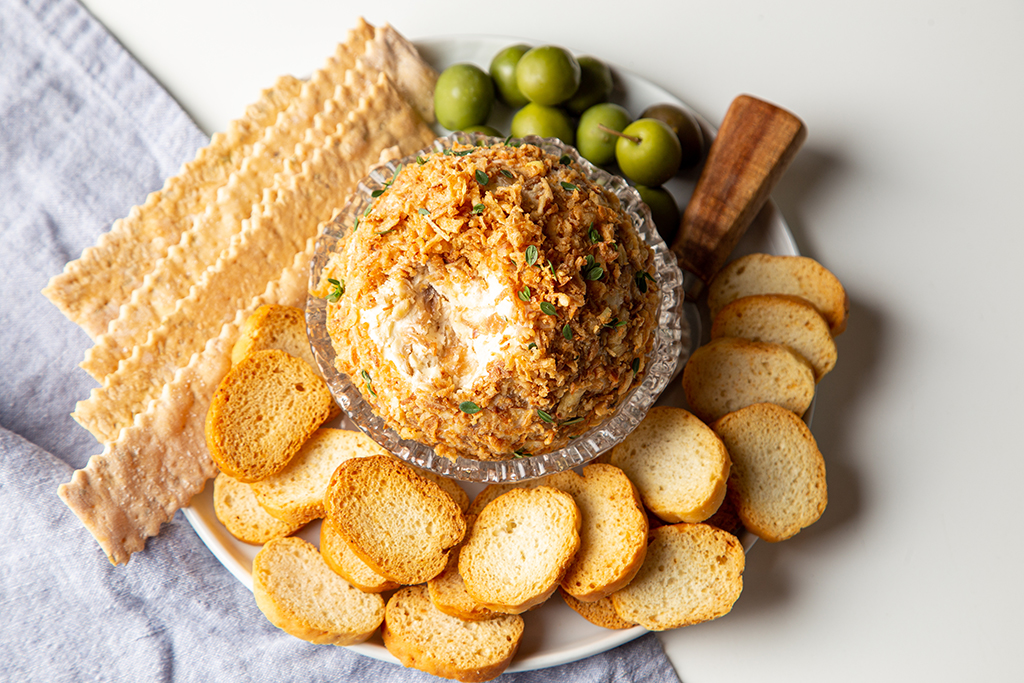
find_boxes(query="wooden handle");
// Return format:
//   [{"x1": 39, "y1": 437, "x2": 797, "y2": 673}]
[{"x1": 671, "y1": 94, "x2": 807, "y2": 292}]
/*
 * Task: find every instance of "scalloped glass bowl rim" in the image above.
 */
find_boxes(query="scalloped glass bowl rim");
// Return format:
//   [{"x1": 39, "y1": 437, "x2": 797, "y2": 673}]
[{"x1": 306, "y1": 132, "x2": 686, "y2": 482}]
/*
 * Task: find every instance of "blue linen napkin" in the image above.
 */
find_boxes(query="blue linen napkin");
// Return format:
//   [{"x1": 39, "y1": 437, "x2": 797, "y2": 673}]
[{"x1": 0, "y1": 0, "x2": 681, "y2": 680}]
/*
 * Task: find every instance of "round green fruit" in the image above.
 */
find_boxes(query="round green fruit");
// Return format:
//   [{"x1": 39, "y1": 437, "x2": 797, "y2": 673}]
[
  {"x1": 489, "y1": 44, "x2": 531, "y2": 108},
  {"x1": 640, "y1": 103, "x2": 705, "y2": 169},
  {"x1": 434, "y1": 63, "x2": 495, "y2": 131},
  {"x1": 615, "y1": 118, "x2": 682, "y2": 187},
  {"x1": 564, "y1": 56, "x2": 613, "y2": 114},
  {"x1": 576, "y1": 103, "x2": 631, "y2": 166},
  {"x1": 510, "y1": 103, "x2": 575, "y2": 145},
  {"x1": 636, "y1": 185, "x2": 681, "y2": 244},
  {"x1": 515, "y1": 46, "x2": 581, "y2": 106}
]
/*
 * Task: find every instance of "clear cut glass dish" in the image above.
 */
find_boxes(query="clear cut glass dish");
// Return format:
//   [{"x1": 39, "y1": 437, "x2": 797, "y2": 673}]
[{"x1": 306, "y1": 132, "x2": 687, "y2": 482}]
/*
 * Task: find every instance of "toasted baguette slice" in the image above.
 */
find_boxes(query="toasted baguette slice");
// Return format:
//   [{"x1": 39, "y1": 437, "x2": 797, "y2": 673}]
[
  {"x1": 560, "y1": 589, "x2": 636, "y2": 630},
  {"x1": 231, "y1": 304, "x2": 316, "y2": 369},
  {"x1": 711, "y1": 294, "x2": 837, "y2": 380},
  {"x1": 711, "y1": 402, "x2": 827, "y2": 542},
  {"x1": 549, "y1": 465, "x2": 648, "y2": 602},
  {"x1": 212, "y1": 472, "x2": 305, "y2": 545},
  {"x1": 251, "y1": 428, "x2": 385, "y2": 526},
  {"x1": 459, "y1": 486, "x2": 581, "y2": 614},
  {"x1": 427, "y1": 537, "x2": 499, "y2": 622},
  {"x1": 464, "y1": 465, "x2": 646, "y2": 602},
  {"x1": 325, "y1": 455, "x2": 466, "y2": 585},
  {"x1": 252, "y1": 536, "x2": 384, "y2": 645},
  {"x1": 682, "y1": 337, "x2": 815, "y2": 423},
  {"x1": 708, "y1": 253, "x2": 849, "y2": 335},
  {"x1": 611, "y1": 523, "x2": 744, "y2": 630},
  {"x1": 610, "y1": 407, "x2": 731, "y2": 524},
  {"x1": 320, "y1": 516, "x2": 400, "y2": 593},
  {"x1": 382, "y1": 585, "x2": 524, "y2": 683},
  {"x1": 231, "y1": 303, "x2": 341, "y2": 419},
  {"x1": 205, "y1": 349, "x2": 333, "y2": 482}
]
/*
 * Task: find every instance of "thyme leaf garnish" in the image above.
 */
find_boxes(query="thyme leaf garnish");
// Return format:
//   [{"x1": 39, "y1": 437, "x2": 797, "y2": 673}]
[
  {"x1": 540, "y1": 301, "x2": 557, "y2": 316},
  {"x1": 475, "y1": 169, "x2": 489, "y2": 185},
  {"x1": 326, "y1": 278, "x2": 345, "y2": 303},
  {"x1": 518, "y1": 286, "x2": 531, "y2": 302},
  {"x1": 525, "y1": 245, "x2": 539, "y2": 267},
  {"x1": 560, "y1": 181, "x2": 579, "y2": 192},
  {"x1": 459, "y1": 401, "x2": 481, "y2": 414},
  {"x1": 562, "y1": 323, "x2": 573, "y2": 340},
  {"x1": 537, "y1": 409, "x2": 555, "y2": 424}
]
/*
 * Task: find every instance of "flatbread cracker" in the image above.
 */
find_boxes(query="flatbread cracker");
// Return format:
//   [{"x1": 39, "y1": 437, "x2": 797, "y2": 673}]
[
  {"x1": 41, "y1": 73, "x2": 304, "y2": 339},
  {"x1": 72, "y1": 72, "x2": 436, "y2": 444},
  {"x1": 58, "y1": 239, "x2": 314, "y2": 564},
  {"x1": 79, "y1": 25, "x2": 381, "y2": 380}
]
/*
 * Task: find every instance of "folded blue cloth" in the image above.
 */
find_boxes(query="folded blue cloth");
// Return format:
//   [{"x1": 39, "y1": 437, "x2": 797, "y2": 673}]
[{"x1": 0, "y1": 0, "x2": 680, "y2": 680}]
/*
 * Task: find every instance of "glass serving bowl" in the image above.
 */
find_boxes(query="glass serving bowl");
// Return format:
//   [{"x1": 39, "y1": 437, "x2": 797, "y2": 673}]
[{"x1": 307, "y1": 132, "x2": 687, "y2": 482}]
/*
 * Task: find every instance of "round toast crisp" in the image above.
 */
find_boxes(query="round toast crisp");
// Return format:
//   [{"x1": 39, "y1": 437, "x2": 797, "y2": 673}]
[
  {"x1": 252, "y1": 536, "x2": 384, "y2": 646},
  {"x1": 682, "y1": 337, "x2": 815, "y2": 423},
  {"x1": 711, "y1": 402, "x2": 827, "y2": 542},
  {"x1": 324, "y1": 455, "x2": 466, "y2": 585},
  {"x1": 610, "y1": 406, "x2": 731, "y2": 524},
  {"x1": 459, "y1": 486, "x2": 580, "y2": 614},
  {"x1": 205, "y1": 349, "x2": 333, "y2": 482},
  {"x1": 711, "y1": 293, "x2": 837, "y2": 380},
  {"x1": 611, "y1": 523, "x2": 744, "y2": 630},
  {"x1": 383, "y1": 585, "x2": 523, "y2": 682},
  {"x1": 212, "y1": 472, "x2": 304, "y2": 545},
  {"x1": 708, "y1": 253, "x2": 849, "y2": 335}
]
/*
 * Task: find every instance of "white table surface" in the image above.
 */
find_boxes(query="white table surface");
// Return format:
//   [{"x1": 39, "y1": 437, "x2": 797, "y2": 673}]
[{"x1": 77, "y1": 1, "x2": 1024, "y2": 681}]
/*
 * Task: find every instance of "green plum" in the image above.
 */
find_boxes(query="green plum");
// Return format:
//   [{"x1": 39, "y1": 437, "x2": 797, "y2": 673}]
[
  {"x1": 640, "y1": 103, "x2": 705, "y2": 169},
  {"x1": 636, "y1": 185, "x2": 681, "y2": 244},
  {"x1": 615, "y1": 118, "x2": 682, "y2": 187},
  {"x1": 489, "y1": 44, "x2": 531, "y2": 108},
  {"x1": 576, "y1": 103, "x2": 631, "y2": 166},
  {"x1": 434, "y1": 63, "x2": 495, "y2": 131},
  {"x1": 564, "y1": 56, "x2": 613, "y2": 114},
  {"x1": 510, "y1": 103, "x2": 575, "y2": 145},
  {"x1": 515, "y1": 46, "x2": 581, "y2": 106}
]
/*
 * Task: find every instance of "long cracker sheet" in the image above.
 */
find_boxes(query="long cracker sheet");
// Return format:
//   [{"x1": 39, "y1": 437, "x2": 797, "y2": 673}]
[
  {"x1": 57, "y1": 242, "x2": 315, "y2": 564},
  {"x1": 79, "y1": 23, "x2": 381, "y2": 380},
  {"x1": 72, "y1": 72, "x2": 437, "y2": 444},
  {"x1": 41, "y1": 74, "x2": 303, "y2": 339}
]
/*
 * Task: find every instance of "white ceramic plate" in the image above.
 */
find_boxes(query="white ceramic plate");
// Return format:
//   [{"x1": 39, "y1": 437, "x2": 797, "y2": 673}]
[{"x1": 183, "y1": 35, "x2": 799, "y2": 673}]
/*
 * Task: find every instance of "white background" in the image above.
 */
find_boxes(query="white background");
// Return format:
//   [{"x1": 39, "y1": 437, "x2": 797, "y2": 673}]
[{"x1": 78, "y1": 1, "x2": 1024, "y2": 681}]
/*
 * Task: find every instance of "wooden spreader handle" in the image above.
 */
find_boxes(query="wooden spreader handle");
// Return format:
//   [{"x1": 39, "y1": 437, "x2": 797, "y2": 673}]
[{"x1": 671, "y1": 94, "x2": 807, "y2": 298}]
